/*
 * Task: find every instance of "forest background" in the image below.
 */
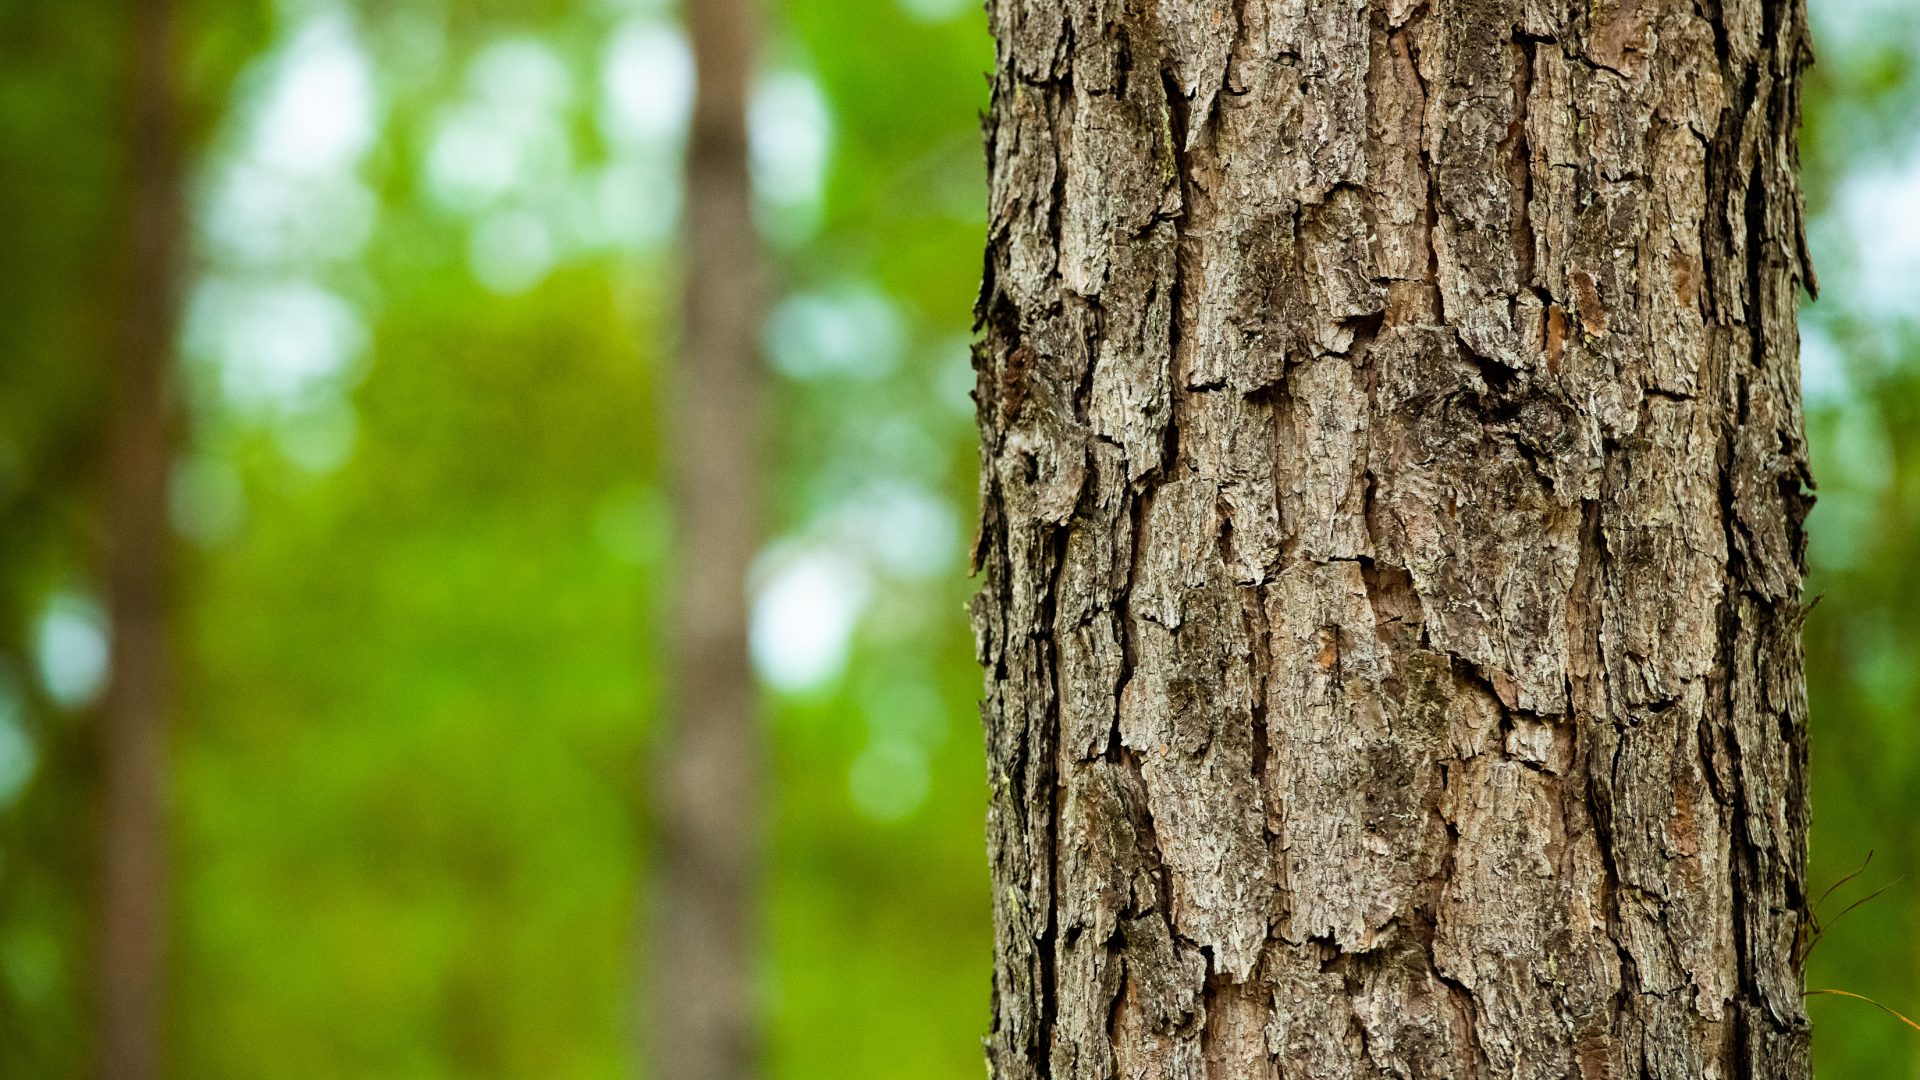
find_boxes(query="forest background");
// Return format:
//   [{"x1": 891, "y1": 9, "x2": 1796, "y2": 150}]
[{"x1": 1, "y1": 0, "x2": 1916, "y2": 1076}]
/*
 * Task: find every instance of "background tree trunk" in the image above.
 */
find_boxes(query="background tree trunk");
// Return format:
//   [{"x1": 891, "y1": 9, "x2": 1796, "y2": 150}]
[
  {"x1": 100, "y1": 0, "x2": 185, "y2": 1077},
  {"x1": 972, "y1": 0, "x2": 1814, "y2": 1074},
  {"x1": 653, "y1": 0, "x2": 764, "y2": 1077}
]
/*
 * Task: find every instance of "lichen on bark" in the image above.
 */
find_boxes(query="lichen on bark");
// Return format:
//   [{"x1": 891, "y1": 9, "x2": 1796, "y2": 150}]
[{"x1": 971, "y1": 0, "x2": 1816, "y2": 1075}]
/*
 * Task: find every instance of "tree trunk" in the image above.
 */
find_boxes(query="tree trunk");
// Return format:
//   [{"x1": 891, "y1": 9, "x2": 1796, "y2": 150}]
[
  {"x1": 652, "y1": 0, "x2": 764, "y2": 1077},
  {"x1": 971, "y1": 0, "x2": 1814, "y2": 1074},
  {"x1": 99, "y1": 1, "x2": 184, "y2": 1077}
]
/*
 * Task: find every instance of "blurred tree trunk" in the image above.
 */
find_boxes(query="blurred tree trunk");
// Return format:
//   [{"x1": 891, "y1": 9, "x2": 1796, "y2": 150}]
[
  {"x1": 652, "y1": 0, "x2": 763, "y2": 1077},
  {"x1": 972, "y1": 0, "x2": 1815, "y2": 1075},
  {"x1": 99, "y1": 0, "x2": 184, "y2": 1077}
]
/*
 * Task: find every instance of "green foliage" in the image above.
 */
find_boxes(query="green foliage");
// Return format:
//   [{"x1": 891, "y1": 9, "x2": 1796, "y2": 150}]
[
  {"x1": 0, "y1": 1, "x2": 266, "y2": 1073},
  {"x1": 169, "y1": 0, "x2": 990, "y2": 1075},
  {"x1": 174, "y1": 266, "x2": 660, "y2": 1080},
  {"x1": 1798, "y1": 4, "x2": 1920, "y2": 1075}
]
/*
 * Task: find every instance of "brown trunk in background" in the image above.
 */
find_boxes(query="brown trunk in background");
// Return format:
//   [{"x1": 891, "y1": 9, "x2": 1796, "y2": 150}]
[
  {"x1": 973, "y1": 0, "x2": 1814, "y2": 1074},
  {"x1": 652, "y1": 0, "x2": 763, "y2": 1077},
  {"x1": 100, "y1": 0, "x2": 183, "y2": 1078}
]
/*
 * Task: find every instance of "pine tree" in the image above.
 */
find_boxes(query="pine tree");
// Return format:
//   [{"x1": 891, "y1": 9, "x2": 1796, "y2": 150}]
[{"x1": 971, "y1": 0, "x2": 1815, "y2": 1073}]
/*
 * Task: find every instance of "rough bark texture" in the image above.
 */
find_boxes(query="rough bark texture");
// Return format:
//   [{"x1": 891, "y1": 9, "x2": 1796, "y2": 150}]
[
  {"x1": 652, "y1": 0, "x2": 764, "y2": 1077},
  {"x1": 971, "y1": 0, "x2": 1815, "y2": 1074},
  {"x1": 98, "y1": 1, "x2": 185, "y2": 1077}
]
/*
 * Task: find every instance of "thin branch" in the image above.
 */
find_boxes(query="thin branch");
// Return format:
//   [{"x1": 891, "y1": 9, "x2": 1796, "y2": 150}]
[{"x1": 1807, "y1": 988, "x2": 1920, "y2": 1037}]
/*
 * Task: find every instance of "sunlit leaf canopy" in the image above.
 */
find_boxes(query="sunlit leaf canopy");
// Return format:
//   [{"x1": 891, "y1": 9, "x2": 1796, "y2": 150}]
[
  {"x1": 1798, "y1": 0, "x2": 1920, "y2": 1075},
  {"x1": 0, "y1": 0, "x2": 1916, "y2": 1075}
]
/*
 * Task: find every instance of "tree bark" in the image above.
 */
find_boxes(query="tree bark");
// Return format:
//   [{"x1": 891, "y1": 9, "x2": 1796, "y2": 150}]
[
  {"x1": 652, "y1": 0, "x2": 764, "y2": 1078},
  {"x1": 972, "y1": 0, "x2": 1815, "y2": 1075},
  {"x1": 99, "y1": 1, "x2": 185, "y2": 1078}
]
